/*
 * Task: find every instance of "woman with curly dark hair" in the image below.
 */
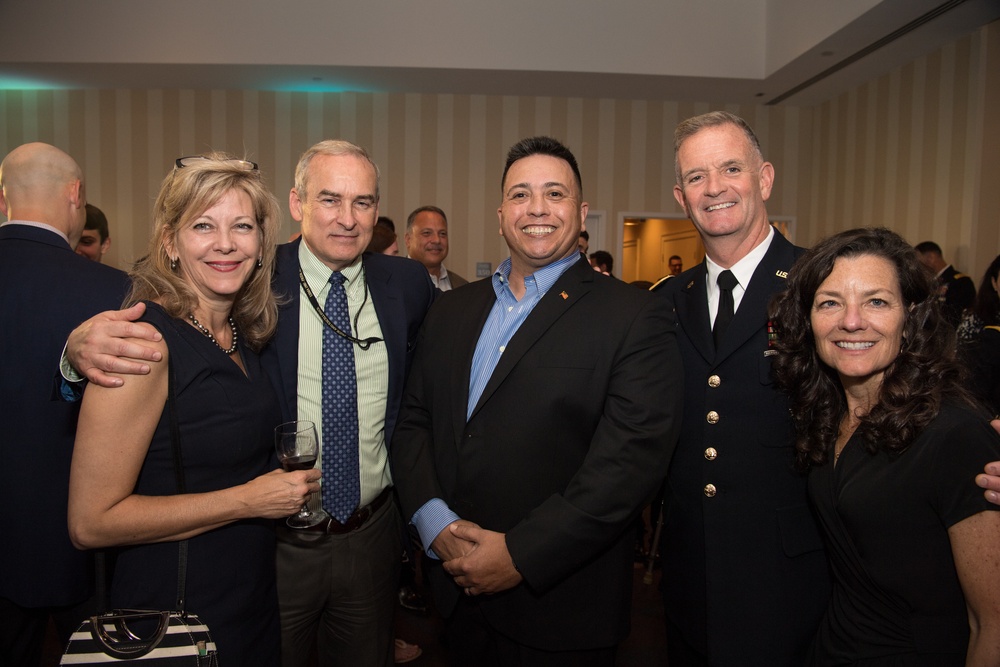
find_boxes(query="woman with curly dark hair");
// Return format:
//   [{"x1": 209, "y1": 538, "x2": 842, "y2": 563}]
[
  {"x1": 770, "y1": 227, "x2": 1000, "y2": 665},
  {"x1": 957, "y1": 254, "x2": 1000, "y2": 412}
]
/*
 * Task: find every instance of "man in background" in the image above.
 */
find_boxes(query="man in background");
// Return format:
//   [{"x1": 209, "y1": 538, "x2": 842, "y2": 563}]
[
  {"x1": 915, "y1": 240, "x2": 976, "y2": 327},
  {"x1": 0, "y1": 143, "x2": 129, "y2": 665},
  {"x1": 668, "y1": 254, "x2": 683, "y2": 276},
  {"x1": 405, "y1": 205, "x2": 467, "y2": 290},
  {"x1": 589, "y1": 249, "x2": 614, "y2": 277},
  {"x1": 74, "y1": 203, "x2": 111, "y2": 263}
]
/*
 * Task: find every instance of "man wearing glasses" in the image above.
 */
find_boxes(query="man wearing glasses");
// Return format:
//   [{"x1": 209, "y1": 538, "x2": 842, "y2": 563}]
[{"x1": 64, "y1": 141, "x2": 436, "y2": 666}]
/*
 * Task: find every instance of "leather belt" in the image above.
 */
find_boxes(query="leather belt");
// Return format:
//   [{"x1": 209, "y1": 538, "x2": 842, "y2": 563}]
[{"x1": 303, "y1": 486, "x2": 392, "y2": 535}]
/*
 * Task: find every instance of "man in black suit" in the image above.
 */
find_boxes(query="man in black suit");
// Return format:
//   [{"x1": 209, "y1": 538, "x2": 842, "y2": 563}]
[
  {"x1": 915, "y1": 240, "x2": 976, "y2": 327},
  {"x1": 656, "y1": 112, "x2": 829, "y2": 665},
  {"x1": 64, "y1": 140, "x2": 436, "y2": 666},
  {"x1": 390, "y1": 136, "x2": 682, "y2": 665},
  {"x1": 0, "y1": 143, "x2": 129, "y2": 665}
]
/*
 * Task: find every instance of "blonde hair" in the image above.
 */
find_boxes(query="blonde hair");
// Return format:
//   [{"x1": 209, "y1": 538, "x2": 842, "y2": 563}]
[{"x1": 125, "y1": 152, "x2": 281, "y2": 351}]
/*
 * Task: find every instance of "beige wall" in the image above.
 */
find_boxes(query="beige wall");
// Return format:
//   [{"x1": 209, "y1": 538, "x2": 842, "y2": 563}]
[
  {"x1": 2, "y1": 22, "x2": 997, "y2": 282},
  {"x1": 803, "y1": 21, "x2": 999, "y2": 283}
]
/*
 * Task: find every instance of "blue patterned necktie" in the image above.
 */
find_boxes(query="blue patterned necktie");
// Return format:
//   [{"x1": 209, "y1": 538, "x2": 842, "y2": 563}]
[{"x1": 321, "y1": 271, "x2": 360, "y2": 522}]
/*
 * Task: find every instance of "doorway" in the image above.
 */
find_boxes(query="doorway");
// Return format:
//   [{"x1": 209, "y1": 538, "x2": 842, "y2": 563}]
[{"x1": 620, "y1": 215, "x2": 703, "y2": 284}]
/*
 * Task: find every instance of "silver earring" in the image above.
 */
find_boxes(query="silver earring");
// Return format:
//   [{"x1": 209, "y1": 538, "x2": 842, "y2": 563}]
[
  {"x1": 170, "y1": 258, "x2": 178, "y2": 271},
  {"x1": 256, "y1": 257, "x2": 263, "y2": 269}
]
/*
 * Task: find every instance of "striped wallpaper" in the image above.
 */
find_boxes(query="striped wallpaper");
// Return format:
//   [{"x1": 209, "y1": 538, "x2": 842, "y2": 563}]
[{"x1": 1, "y1": 22, "x2": 996, "y2": 281}]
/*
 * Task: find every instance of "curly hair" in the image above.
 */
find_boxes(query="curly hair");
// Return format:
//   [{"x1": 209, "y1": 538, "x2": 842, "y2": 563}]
[
  {"x1": 769, "y1": 227, "x2": 976, "y2": 470},
  {"x1": 124, "y1": 152, "x2": 281, "y2": 351}
]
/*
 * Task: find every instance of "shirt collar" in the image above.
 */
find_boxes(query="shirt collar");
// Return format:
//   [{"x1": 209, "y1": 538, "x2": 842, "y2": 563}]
[
  {"x1": 298, "y1": 241, "x2": 364, "y2": 296},
  {"x1": 1, "y1": 220, "x2": 70, "y2": 245},
  {"x1": 705, "y1": 225, "x2": 775, "y2": 291},
  {"x1": 492, "y1": 252, "x2": 582, "y2": 299}
]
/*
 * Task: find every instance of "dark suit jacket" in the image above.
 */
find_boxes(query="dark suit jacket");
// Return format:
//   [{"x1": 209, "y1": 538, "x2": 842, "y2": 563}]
[
  {"x1": 0, "y1": 223, "x2": 130, "y2": 608},
  {"x1": 261, "y1": 240, "x2": 436, "y2": 446},
  {"x1": 657, "y1": 231, "x2": 830, "y2": 666},
  {"x1": 391, "y1": 257, "x2": 683, "y2": 651},
  {"x1": 939, "y1": 264, "x2": 976, "y2": 328},
  {"x1": 446, "y1": 269, "x2": 468, "y2": 288}
]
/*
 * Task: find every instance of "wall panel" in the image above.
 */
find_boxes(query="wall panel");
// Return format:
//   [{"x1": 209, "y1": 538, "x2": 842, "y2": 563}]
[{"x1": 1, "y1": 25, "x2": 996, "y2": 280}]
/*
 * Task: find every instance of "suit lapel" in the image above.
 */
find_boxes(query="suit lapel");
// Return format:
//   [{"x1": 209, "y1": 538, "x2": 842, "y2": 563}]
[
  {"x1": 715, "y1": 231, "x2": 796, "y2": 361},
  {"x1": 675, "y1": 264, "x2": 715, "y2": 364},
  {"x1": 272, "y1": 241, "x2": 303, "y2": 421},
  {"x1": 364, "y1": 256, "x2": 403, "y2": 377},
  {"x1": 468, "y1": 259, "x2": 594, "y2": 420},
  {"x1": 450, "y1": 281, "x2": 496, "y2": 441}
]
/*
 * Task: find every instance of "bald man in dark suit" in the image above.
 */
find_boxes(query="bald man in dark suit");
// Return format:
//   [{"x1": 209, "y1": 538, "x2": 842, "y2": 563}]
[{"x1": 0, "y1": 143, "x2": 129, "y2": 665}]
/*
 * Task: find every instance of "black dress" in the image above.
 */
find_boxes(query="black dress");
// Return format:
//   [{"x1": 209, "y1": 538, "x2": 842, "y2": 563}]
[
  {"x1": 807, "y1": 403, "x2": 1000, "y2": 665},
  {"x1": 965, "y1": 326, "x2": 1000, "y2": 414},
  {"x1": 110, "y1": 302, "x2": 282, "y2": 666}
]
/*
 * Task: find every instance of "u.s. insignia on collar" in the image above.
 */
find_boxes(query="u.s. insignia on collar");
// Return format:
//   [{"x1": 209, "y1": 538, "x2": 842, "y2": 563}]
[
  {"x1": 686, "y1": 280, "x2": 695, "y2": 289},
  {"x1": 775, "y1": 270, "x2": 788, "y2": 279},
  {"x1": 560, "y1": 291, "x2": 569, "y2": 300}
]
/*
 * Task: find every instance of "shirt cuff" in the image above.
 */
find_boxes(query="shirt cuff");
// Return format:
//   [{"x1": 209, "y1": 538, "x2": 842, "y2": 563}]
[
  {"x1": 58, "y1": 342, "x2": 85, "y2": 402},
  {"x1": 60, "y1": 342, "x2": 84, "y2": 383},
  {"x1": 411, "y1": 498, "x2": 460, "y2": 560}
]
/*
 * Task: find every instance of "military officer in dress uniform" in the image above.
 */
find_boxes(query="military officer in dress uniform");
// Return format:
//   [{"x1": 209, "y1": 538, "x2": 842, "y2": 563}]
[
  {"x1": 655, "y1": 111, "x2": 830, "y2": 666},
  {"x1": 914, "y1": 240, "x2": 976, "y2": 328}
]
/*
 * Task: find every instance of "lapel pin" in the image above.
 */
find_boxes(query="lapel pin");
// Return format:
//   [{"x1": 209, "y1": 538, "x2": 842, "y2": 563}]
[
  {"x1": 686, "y1": 280, "x2": 695, "y2": 289},
  {"x1": 775, "y1": 270, "x2": 788, "y2": 279},
  {"x1": 560, "y1": 291, "x2": 569, "y2": 300}
]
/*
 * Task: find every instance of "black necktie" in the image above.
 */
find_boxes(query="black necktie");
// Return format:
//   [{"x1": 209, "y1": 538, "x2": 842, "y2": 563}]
[{"x1": 713, "y1": 270, "x2": 738, "y2": 349}]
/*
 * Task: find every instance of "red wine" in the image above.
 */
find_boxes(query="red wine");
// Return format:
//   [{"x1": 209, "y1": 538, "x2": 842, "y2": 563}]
[{"x1": 282, "y1": 455, "x2": 316, "y2": 471}]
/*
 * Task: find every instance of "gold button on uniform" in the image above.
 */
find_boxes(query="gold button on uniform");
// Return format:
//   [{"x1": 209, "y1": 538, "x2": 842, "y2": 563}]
[
  {"x1": 708, "y1": 375, "x2": 721, "y2": 388},
  {"x1": 703, "y1": 484, "x2": 717, "y2": 497},
  {"x1": 706, "y1": 411, "x2": 720, "y2": 424},
  {"x1": 704, "y1": 447, "x2": 718, "y2": 461}
]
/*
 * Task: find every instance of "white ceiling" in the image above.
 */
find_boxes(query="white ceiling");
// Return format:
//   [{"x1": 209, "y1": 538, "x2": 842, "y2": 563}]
[{"x1": 1, "y1": 0, "x2": 997, "y2": 106}]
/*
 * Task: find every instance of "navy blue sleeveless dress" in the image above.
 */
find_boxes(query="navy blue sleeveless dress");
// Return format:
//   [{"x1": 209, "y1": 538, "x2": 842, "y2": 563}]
[{"x1": 110, "y1": 302, "x2": 282, "y2": 665}]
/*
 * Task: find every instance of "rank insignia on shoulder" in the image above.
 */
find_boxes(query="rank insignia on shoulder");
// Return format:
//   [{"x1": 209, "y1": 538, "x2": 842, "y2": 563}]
[{"x1": 775, "y1": 270, "x2": 788, "y2": 279}]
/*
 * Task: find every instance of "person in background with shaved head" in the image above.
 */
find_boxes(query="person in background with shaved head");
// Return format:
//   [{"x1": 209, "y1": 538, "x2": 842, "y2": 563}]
[{"x1": 0, "y1": 143, "x2": 130, "y2": 665}]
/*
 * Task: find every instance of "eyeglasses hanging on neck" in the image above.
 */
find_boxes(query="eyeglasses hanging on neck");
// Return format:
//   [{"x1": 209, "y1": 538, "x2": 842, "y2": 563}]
[{"x1": 298, "y1": 267, "x2": 384, "y2": 350}]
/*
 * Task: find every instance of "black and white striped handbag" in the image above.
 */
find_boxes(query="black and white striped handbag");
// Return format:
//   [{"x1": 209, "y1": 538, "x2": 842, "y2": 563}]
[
  {"x1": 60, "y1": 610, "x2": 217, "y2": 665},
  {"x1": 61, "y1": 360, "x2": 219, "y2": 666}
]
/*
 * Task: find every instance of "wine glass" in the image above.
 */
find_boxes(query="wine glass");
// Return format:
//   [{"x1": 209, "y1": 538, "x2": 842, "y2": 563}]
[{"x1": 274, "y1": 420, "x2": 329, "y2": 528}]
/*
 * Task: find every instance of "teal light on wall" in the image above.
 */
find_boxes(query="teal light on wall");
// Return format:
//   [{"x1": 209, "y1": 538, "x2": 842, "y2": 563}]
[
  {"x1": 271, "y1": 76, "x2": 379, "y2": 93},
  {"x1": 0, "y1": 75, "x2": 68, "y2": 91}
]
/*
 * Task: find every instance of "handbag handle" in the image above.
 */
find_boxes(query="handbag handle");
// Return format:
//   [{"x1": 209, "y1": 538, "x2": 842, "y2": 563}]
[
  {"x1": 166, "y1": 355, "x2": 191, "y2": 612},
  {"x1": 88, "y1": 610, "x2": 171, "y2": 659}
]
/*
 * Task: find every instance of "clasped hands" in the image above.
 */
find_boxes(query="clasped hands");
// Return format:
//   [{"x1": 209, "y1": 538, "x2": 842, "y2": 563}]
[{"x1": 432, "y1": 520, "x2": 523, "y2": 597}]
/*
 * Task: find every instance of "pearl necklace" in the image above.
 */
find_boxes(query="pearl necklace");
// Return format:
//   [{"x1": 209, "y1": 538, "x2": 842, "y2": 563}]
[{"x1": 188, "y1": 314, "x2": 238, "y2": 355}]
